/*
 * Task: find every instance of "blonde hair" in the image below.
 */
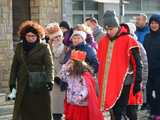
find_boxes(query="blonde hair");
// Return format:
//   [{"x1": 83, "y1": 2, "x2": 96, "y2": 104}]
[{"x1": 74, "y1": 24, "x2": 92, "y2": 34}]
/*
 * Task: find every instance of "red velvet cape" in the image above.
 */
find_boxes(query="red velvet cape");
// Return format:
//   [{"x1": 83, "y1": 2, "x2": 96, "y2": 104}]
[
  {"x1": 64, "y1": 72, "x2": 104, "y2": 120},
  {"x1": 97, "y1": 27, "x2": 139, "y2": 111},
  {"x1": 83, "y1": 72, "x2": 104, "y2": 120}
]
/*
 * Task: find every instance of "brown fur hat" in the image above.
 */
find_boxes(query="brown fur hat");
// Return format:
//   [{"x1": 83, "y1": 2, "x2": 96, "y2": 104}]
[{"x1": 18, "y1": 20, "x2": 45, "y2": 39}]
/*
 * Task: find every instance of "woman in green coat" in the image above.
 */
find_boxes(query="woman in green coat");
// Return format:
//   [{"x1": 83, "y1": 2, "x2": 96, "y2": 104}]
[{"x1": 9, "y1": 20, "x2": 54, "y2": 120}]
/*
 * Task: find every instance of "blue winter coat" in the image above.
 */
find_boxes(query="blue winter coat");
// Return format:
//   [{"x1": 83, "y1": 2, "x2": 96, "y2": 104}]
[
  {"x1": 135, "y1": 25, "x2": 149, "y2": 44},
  {"x1": 63, "y1": 42, "x2": 98, "y2": 74}
]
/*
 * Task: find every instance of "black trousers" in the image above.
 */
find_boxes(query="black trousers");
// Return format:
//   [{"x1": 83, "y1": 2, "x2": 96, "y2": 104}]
[
  {"x1": 112, "y1": 85, "x2": 131, "y2": 120},
  {"x1": 126, "y1": 105, "x2": 138, "y2": 120}
]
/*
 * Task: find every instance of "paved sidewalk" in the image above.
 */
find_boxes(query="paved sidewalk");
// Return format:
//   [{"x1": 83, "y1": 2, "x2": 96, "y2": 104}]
[{"x1": 103, "y1": 109, "x2": 150, "y2": 120}]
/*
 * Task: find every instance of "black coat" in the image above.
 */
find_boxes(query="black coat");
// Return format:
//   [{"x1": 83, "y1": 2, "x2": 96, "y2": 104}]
[
  {"x1": 144, "y1": 31, "x2": 160, "y2": 88},
  {"x1": 143, "y1": 14, "x2": 160, "y2": 115}
]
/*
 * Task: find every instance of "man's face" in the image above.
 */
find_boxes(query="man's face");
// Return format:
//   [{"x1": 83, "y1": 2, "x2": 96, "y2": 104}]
[
  {"x1": 136, "y1": 16, "x2": 146, "y2": 28},
  {"x1": 49, "y1": 34, "x2": 63, "y2": 46},
  {"x1": 105, "y1": 26, "x2": 118, "y2": 38}
]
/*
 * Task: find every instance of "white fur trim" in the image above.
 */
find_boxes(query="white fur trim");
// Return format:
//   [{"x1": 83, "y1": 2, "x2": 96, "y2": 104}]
[{"x1": 126, "y1": 23, "x2": 136, "y2": 34}]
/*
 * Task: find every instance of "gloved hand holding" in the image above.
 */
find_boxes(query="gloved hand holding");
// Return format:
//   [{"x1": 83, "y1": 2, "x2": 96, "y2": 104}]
[
  {"x1": 152, "y1": 90, "x2": 156, "y2": 99},
  {"x1": 54, "y1": 76, "x2": 61, "y2": 85},
  {"x1": 133, "y1": 82, "x2": 141, "y2": 96},
  {"x1": 7, "y1": 88, "x2": 16, "y2": 100},
  {"x1": 45, "y1": 82, "x2": 53, "y2": 91},
  {"x1": 60, "y1": 80, "x2": 68, "y2": 91},
  {"x1": 54, "y1": 76, "x2": 68, "y2": 91}
]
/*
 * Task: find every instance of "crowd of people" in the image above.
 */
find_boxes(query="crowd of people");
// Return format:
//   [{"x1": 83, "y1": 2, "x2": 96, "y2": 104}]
[{"x1": 8, "y1": 9, "x2": 160, "y2": 120}]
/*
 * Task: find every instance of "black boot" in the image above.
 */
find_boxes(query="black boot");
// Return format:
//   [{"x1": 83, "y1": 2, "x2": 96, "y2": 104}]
[
  {"x1": 53, "y1": 113, "x2": 62, "y2": 120},
  {"x1": 140, "y1": 103, "x2": 150, "y2": 110}
]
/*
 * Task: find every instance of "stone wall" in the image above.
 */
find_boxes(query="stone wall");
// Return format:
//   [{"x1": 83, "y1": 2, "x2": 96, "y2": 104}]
[
  {"x1": 31, "y1": 0, "x2": 62, "y2": 26},
  {"x1": 30, "y1": 0, "x2": 40, "y2": 22},
  {"x1": 0, "y1": 0, "x2": 13, "y2": 92}
]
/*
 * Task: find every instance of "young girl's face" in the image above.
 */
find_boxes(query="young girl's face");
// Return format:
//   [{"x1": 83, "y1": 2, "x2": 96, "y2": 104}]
[{"x1": 66, "y1": 59, "x2": 74, "y2": 71}]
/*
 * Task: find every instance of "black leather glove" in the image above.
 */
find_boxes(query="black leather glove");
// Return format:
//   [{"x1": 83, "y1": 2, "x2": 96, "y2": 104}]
[
  {"x1": 59, "y1": 80, "x2": 68, "y2": 91},
  {"x1": 54, "y1": 76, "x2": 61, "y2": 85},
  {"x1": 133, "y1": 82, "x2": 141, "y2": 96},
  {"x1": 45, "y1": 82, "x2": 53, "y2": 91},
  {"x1": 9, "y1": 84, "x2": 16, "y2": 92}
]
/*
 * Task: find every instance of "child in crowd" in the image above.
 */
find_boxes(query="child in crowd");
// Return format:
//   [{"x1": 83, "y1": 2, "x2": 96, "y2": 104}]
[
  {"x1": 74, "y1": 24, "x2": 98, "y2": 51},
  {"x1": 58, "y1": 50, "x2": 103, "y2": 120}
]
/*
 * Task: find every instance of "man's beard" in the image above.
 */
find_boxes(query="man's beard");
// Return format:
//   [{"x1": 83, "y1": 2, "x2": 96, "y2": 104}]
[{"x1": 51, "y1": 42, "x2": 64, "y2": 57}]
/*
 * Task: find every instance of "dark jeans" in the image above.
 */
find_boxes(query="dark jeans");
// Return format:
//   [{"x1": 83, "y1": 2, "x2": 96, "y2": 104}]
[
  {"x1": 112, "y1": 85, "x2": 131, "y2": 120},
  {"x1": 150, "y1": 89, "x2": 160, "y2": 115},
  {"x1": 147, "y1": 77, "x2": 160, "y2": 115},
  {"x1": 126, "y1": 105, "x2": 138, "y2": 120},
  {"x1": 53, "y1": 113, "x2": 62, "y2": 120}
]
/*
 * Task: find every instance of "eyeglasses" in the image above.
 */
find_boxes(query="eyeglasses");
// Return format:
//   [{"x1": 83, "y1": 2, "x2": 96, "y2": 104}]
[
  {"x1": 54, "y1": 35, "x2": 62, "y2": 39},
  {"x1": 50, "y1": 35, "x2": 62, "y2": 41}
]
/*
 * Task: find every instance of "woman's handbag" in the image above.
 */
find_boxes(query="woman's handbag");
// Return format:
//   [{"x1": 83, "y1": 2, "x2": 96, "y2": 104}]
[
  {"x1": 21, "y1": 48, "x2": 50, "y2": 91},
  {"x1": 28, "y1": 71, "x2": 49, "y2": 91}
]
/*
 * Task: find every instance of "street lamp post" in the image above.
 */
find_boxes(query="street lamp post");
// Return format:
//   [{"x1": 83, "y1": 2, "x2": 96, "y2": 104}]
[{"x1": 119, "y1": 0, "x2": 124, "y2": 23}]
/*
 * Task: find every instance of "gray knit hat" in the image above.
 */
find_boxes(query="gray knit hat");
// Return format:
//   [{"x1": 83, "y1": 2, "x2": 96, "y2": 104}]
[{"x1": 102, "y1": 10, "x2": 119, "y2": 28}]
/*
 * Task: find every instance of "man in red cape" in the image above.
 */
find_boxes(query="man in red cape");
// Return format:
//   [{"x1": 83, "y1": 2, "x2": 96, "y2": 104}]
[{"x1": 97, "y1": 10, "x2": 142, "y2": 119}]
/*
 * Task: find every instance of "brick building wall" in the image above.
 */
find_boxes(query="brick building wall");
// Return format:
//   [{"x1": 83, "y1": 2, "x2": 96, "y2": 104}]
[
  {"x1": 31, "y1": 0, "x2": 62, "y2": 26},
  {"x1": 0, "y1": 0, "x2": 13, "y2": 92}
]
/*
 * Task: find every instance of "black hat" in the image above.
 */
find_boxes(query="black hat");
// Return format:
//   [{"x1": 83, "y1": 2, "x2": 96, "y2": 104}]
[
  {"x1": 102, "y1": 10, "x2": 119, "y2": 28},
  {"x1": 59, "y1": 21, "x2": 70, "y2": 30},
  {"x1": 149, "y1": 14, "x2": 160, "y2": 26},
  {"x1": 25, "y1": 27, "x2": 38, "y2": 35}
]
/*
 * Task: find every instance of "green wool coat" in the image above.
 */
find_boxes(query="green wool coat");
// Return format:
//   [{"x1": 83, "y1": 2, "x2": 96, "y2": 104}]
[{"x1": 9, "y1": 42, "x2": 54, "y2": 120}]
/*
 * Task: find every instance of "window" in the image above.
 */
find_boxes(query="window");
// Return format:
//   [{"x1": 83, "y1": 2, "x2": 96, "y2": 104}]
[
  {"x1": 125, "y1": 0, "x2": 141, "y2": 11},
  {"x1": 73, "y1": 15, "x2": 83, "y2": 26},
  {"x1": 85, "y1": 1, "x2": 98, "y2": 10},
  {"x1": 72, "y1": 0, "x2": 83, "y2": 10},
  {"x1": 142, "y1": 0, "x2": 160, "y2": 11},
  {"x1": 72, "y1": 0, "x2": 98, "y2": 26},
  {"x1": 123, "y1": 0, "x2": 160, "y2": 23},
  {"x1": 125, "y1": 0, "x2": 160, "y2": 11}
]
